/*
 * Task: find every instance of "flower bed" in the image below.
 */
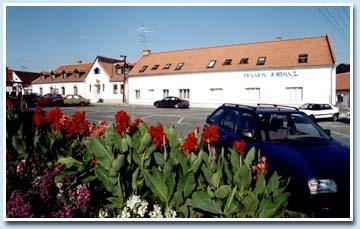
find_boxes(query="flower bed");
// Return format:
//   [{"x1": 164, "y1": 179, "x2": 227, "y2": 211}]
[{"x1": 6, "y1": 105, "x2": 289, "y2": 218}]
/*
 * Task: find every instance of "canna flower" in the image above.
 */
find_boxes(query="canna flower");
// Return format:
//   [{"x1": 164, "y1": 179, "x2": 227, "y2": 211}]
[
  {"x1": 181, "y1": 132, "x2": 198, "y2": 155},
  {"x1": 252, "y1": 156, "x2": 268, "y2": 180},
  {"x1": 129, "y1": 118, "x2": 144, "y2": 133},
  {"x1": 201, "y1": 124, "x2": 219, "y2": 146},
  {"x1": 148, "y1": 124, "x2": 167, "y2": 148},
  {"x1": 33, "y1": 106, "x2": 44, "y2": 127},
  {"x1": 44, "y1": 107, "x2": 63, "y2": 131},
  {"x1": 232, "y1": 140, "x2": 246, "y2": 156},
  {"x1": 115, "y1": 110, "x2": 130, "y2": 134}
]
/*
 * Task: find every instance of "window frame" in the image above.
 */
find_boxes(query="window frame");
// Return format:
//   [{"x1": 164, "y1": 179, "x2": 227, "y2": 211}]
[
  {"x1": 74, "y1": 86, "x2": 78, "y2": 95},
  {"x1": 94, "y1": 67, "x2": 100, "y2": 74},
  {"x1": 113, "y1": 84, "x2": 118, "y2": 94},
  {"x1": 207, "y1": 60, "x2": 217, "y2": 68},
  {"x1": 223, "y1": 59, "x2": 232, "y2": 65},
  {"x1": 163, "y1": 64, "x2": 172, "y2": 69},
  {"x1": 175, "y1": 63, "x2": 184, "y2": 70},
  {"x1": 256, "y1": 57, "x2": 266, "y2": 65},
  {"x1": 298, "y1": 54, "x2": 308, "y2": 63},
  {"x1": 151, "y1": 65, "x2": 160, "y2": 70},
  {"x1": 240, "y1": 58, "x2": 249, "y2": 64}
]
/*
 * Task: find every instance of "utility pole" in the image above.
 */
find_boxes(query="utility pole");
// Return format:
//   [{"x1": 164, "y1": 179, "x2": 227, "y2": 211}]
[{"x1": 120, "y1": 55, "x2": 127, "y2": 103}]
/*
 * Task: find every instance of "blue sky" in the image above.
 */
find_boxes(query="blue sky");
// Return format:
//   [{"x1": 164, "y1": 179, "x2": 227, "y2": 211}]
[{"x1": 6, "y1": 6, "x2": 350, "y2": 72}]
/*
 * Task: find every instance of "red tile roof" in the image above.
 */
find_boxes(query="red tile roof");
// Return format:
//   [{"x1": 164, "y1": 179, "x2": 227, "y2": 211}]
[
  {"x1": 13, "y1": 70, "x2": 41, "y2": 85},
  {"x1": 336, "y1": 72, "x2": 350, "y2": 90},
  {"x1": 129, "y1": 35, "x2": 336, "y2": 77}
]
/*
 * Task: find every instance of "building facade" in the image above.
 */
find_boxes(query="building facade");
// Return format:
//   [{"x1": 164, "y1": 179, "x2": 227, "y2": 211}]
[
  {"x1": 6, "y1": 68, "x2": 41, "y2": 96},
  {"x1": 336, "y1": 72, "x2": 350, "y2": 107},
  {"x1": 128, "y1": 35, "x2": 337, "y2": 108}
]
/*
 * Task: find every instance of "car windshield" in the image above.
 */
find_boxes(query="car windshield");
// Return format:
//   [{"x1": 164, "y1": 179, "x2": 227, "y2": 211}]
[
  {"x1": 256, "y1": 112, "x2": 330, "y2": 142},
  {"x1": 300, "y1": 104, "x2": 309, "y2": 109}
]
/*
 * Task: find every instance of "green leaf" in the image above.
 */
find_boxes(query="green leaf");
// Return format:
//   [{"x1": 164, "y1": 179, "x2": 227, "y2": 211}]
[
  {"x1": 191, "y1": 192, "x2": 222, "y2": 215},
  {"x1": 201, "y1": 164, "x2": 213, "y2": 184},
  {"x1": 233, "y1": 165, "x2": 251, "y2": 191},
  {"x1": 271, "y1": 192, "x2": 289, "y2": 217},
  {"x1": 125, "y1": 134, "x2": 133, "y2": 148},
  {"x1": 138, "y1": 123, "x2": 148, "y2": 136},
  {"x1": 90, "y1": 136, "x2": 113, "y2": 170},
  {"x1": 230, "y1": 149, "x2": 240, "y2": 174},
  {"x1": 211, "y1": 170, "x2": 221, "y2": 188},
  {"x1": 57, "y1": 157, "x2": 83, "y2": 169},
  {"x1": 12, "y1": 135, "x2": 26, "y2": 159},
  {"x1": 109, "y1": 154, "x2": 125, "y2": 177},
  {"x1": 107, "y1": 197, "x2": 122, "y2": 209},
  {"x1": 163, "y1": 160, "x2": 173, "y2": 181},
  {"x1": 267, "y1": 171, "x2": 280, "y2": 195},
  {"x1": 154, "y1": 152, "x2": 165, "y2": 166},
  {"x1": 82, "y1": 175, "x2": 96, "y2": 184},
  {"x1": 83, "y1": 144, "x2": 91, "y2": 163},
  {"x1": 94, "y1": 165, "x2": 117, "y2": 193},
  {"x1": 178, "y1": 171, "x2": 196, "y2": 199},
  {"x1": 244, "y1": 147, "x2": 256, "y2": 168},
  {"x1": 172, "y1": 190, "x2": 184, "y2": 210},
  {"x1": 131, "y1": 167, "x2": 140, "y2": 193},
  {"x1": 189, "y1": 151, "x2": 203, "y2": 173},
  {"x1": 176, "y1": 150, "x2": 189, "y2": 174},
  {"x1": 224, "y1": 186, "x2": 238, "y2": 216},
  {"x1": 253, "y1": 172, "x2": 266, "y2": 196},
  {"x1": 138, "y1": 133, "x2": 152, "y2": 153},
  {"x1": 239, "y1": 192, "x2": 259, "y2": 217},
  {"x1": 166, "y1": 174, "x2": 176, "y2": 198},
  {"x1": 121, "y1": 138, "x2": 128, "y2": 153},
  {"x1": 143, "y1": 170, "x2": 170, "y2": 203},
  {"x1": 104, "y1": 123, "x2": 115, "y2": 152},
  {"x1": 215, "y1": 185, "x2": 232, "y2": 199}
]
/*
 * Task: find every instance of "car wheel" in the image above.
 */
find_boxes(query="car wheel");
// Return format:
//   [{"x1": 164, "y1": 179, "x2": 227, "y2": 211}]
[
  {"x1": 174, "y1": 104, "x2": 179, "y2": 109},
  {"x1": 80, "y1": 102, "x2": 86, "y2": 107},
  {"x1": 332, "y1": 114, "x2": 339, "y2": 122},
  {"x1": 154, "y1": 103, "x2": 159, "y2": 108}
]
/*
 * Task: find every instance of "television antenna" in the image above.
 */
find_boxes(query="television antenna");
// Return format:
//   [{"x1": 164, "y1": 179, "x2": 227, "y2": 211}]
[{"x1": 136, "y1": 24, "x2": 153, "y2": 48}]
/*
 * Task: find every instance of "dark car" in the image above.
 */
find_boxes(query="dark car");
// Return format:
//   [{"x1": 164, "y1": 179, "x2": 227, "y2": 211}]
[
  {"x1": 34, "y1": 93, "x2": 64, "y2": 107},
  {"x1": 22, "y1": 93, "x2": 41, "y2": 107},
  {"x1": 206, "y1": 103, "x2": 350, "y2": 217},
  {"x1": 154, "y1": 96, "x2": 189, "y2": 108}
]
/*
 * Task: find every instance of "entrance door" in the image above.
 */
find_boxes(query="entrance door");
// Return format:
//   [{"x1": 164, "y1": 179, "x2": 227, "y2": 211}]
[{"x1": 93, "y1": 84, "x2": 101, "y2": 101}]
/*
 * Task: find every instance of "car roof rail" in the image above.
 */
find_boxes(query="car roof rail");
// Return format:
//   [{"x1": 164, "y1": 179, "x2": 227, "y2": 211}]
[
  {"x1": 256, "y1": 103, "x2": 299, "y2": 111},
  {"x1": 222, "y1": 103, "x2": 256, "y2": 110}
]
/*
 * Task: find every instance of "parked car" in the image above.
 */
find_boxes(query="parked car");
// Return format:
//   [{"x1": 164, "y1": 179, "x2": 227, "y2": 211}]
[
  {"x1": 22, "y1": 93, "x2": 41, "y2": 107},
  {"x1": 64, "y1": 94, "x2": 90, "y2": 106},
  {"x1": 34, "y1": 93, "x2": 64, "y2": 107},
  {"x1": 345, "y1": 108, "x2": 350, "y2": 120},
  {"x1": 205, "y1": 103, "x2": 350, "y2": 216},
  {"x1": 153, "y1": 96, "x2": 189, "y2": 108},
  {"x1": 299, "y1": 103, "x2": 339, "y2": 121}
]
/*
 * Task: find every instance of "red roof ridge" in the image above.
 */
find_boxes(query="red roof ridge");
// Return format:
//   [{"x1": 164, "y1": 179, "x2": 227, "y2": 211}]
[
  {"x1": 148, "y1": 35, "x2": 328, "y2": 55},
  {"x1": 56, "y1": 62, "x2": 92, "y2": 68}
]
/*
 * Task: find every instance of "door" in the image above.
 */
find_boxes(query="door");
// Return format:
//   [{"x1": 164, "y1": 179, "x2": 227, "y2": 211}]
[
  {"x1": 73, "y1": 95, "x2": 81, "y2": 105},
  {"x1": 218, "y1": 108, "x2": 241, "y2": 147},
  {"x1": 93, "y1": 84, "x2": 101, "y2": 101}
]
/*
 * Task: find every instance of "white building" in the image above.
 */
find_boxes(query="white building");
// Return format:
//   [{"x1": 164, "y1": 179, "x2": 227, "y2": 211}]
[
  {"x1": 31, "y1": 56, "x2": 134, "y2": 103},
  {"x1": 6, "y1": 69, "x2": 41, "y2": 96},
  {"x1": 128, "y1": 35, "x2": 336, "y2": 108}
]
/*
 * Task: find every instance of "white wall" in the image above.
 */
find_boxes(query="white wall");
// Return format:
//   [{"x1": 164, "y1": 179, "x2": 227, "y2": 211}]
[
  {"x1": 128, "y1": 66, "x2": 335, "y2": 108},
  {"x1": 85, "y1": 60, "x2": 123, "y2": 103},
  {"x1": 32, "y1": 82, "x2": 86, "y2": 97}
]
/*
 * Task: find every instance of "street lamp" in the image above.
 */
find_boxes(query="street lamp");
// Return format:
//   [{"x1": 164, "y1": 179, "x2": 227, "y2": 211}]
[{"x1": 120, "y1": 55, "x2": 127, "y2": 103}]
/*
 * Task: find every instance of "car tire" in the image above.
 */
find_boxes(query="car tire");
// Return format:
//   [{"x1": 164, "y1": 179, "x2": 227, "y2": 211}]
[
  {"x1": 174, "y1": 104, "x2": 179, "y2": 109},
  {"x1": 154, "y1": 103, "x2": 159, "y2": 108},
  {"x1": 332, "y1": 114, "x2": 339, "y2": 122},
  {"x1": 80, "y1": 102, "x2": 86, "y2": 107}
]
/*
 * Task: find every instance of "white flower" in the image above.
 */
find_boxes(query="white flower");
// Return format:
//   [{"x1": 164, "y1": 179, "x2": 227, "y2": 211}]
[
  {"x1": 149, "y1": 204, "x2": 163, "y2": 218},
  {"x1": 136, "y1": 200, "x2": 149, "y2": 217},
  {"x1": 164, "y1": 207, "x2": 177, "y2": 218},
  {"x1": 98, "y1": 209, "x2": 108, "y2": 218},
  {"x1": 119, "y1": 207, "x2": 131, "y2": 218},
  {"x1": 126, "y1": 195, "x2": 141, "y2": 210}
]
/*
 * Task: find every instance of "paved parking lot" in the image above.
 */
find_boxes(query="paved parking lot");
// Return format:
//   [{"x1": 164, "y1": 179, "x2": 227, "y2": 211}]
[{"x1": 57, "y1": 104, "x2": 350, "y2": 145}]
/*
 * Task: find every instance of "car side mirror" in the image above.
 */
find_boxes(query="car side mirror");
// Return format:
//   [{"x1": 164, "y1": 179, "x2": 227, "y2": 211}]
[{"x1": 324, "y1": 129, "x2": 331, "y2": 136}]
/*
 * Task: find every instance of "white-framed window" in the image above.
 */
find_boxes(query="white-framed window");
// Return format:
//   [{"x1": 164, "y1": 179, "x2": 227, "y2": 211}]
[
  {"x1": 113, "y1": 84, "x2": 118, "y2": 94},
  {"x1": 121, "y1": 84, "x2": 124, "y2": 94},
  {"x1": 74, "y1": 72, "x2": 80, "y2": 78},
  {"x1": 245, "y1": 88, "x2": 260, "y2": 100},
  {"x1": 39, "y1": 87, "x2": 43, "y2": 95},
  {"x1": 148, "y1": 89, "x2": 155, "y2": 100},
  {"x1": 286, "y1": 87, "x2": 303, "y2": 100},
  {"x1": 209, "y1": 88, "x2": 223, "y2": 101},
  {"x1": 102, "y1": 84, "x2": 105, "y2": 92},
  {"x1": 116, "y1": 66, "x2": 122, "y2": 75},
  {"x1": 51, "y1": 74, "x2": 56, "y2": 80},
  {"x1": 135, "y1": 90, "x2": 140, "y2": 99},
  {"x1": 89, "y1": 84, "x2": 91, "y2": 92},
  {"x1": 62, "y1": 72, "x2": 67, "y2": 79},
  {"x1": 179, "y1": 89, "x2": 190, "y2": 99},
  {"x1": 163, "y1": 89, "x2": 169, "y2": 98},
  {"x1": 74, "y1": 86, "x2": 78, "y2": 95},
  {"x1": 61, "y1": 86, "x2": 65, "y2": 95},
  {"x1": 207, "y1": 60, "x2": 216, "y2": 68}
]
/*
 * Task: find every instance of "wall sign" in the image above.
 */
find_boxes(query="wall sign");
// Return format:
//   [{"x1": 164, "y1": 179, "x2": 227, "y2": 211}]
[{"x1": 244, "y1": 70, "x2": 298, "y2": 78}]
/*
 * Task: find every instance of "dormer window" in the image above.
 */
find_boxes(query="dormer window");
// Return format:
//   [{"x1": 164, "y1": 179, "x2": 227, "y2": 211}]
[
  {"x1": 62, "y1": 72, "x2": 67, "y2": 79},
  {"x1": 94, "y1": 67, "x2": 100, "y2": 74},
  {"x1": 207, "y1": 60, "x2": 216, "y2": 68},
  {"x1": 51, "y1": 72, "x2": 56, "y2": 80},
  {"x1": 240, "y1": 58, "x2": 249, "y2": 64},
  {"x1": 298, "y1": 54, "x2": 308, "y2": 63},
  {"x1": 139, "y1": 65, "x2": 148, "y2": 73},
  {"x1": 41, "y1": 75, "x2": 45, "y2": 80},
  {"x1": 116, "y1": 65, "x2": 123, "y2": 75},
  {"x1": 223, "y1": 59, "x2": 232, "y2": 65},
  {"x1": 175, "y1": 62, "x2": 184, "y2": 70},
  {"x1": 151, "y1": 65, "x2": 160, "y2": 70},
  {"x1": 163, "y1": 64, "x2": 171, "y2": 69},
  {"x1": 257, "y1": 57, "x2": 266, "y2": 65},
  {"x1": 74, "y1": 72, "x2": 80, "y2": 78}
]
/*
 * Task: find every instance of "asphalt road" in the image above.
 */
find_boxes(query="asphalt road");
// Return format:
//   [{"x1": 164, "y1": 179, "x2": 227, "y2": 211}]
[{"x1": 56, "y1": 104, "x2": 350, "y2": 145}]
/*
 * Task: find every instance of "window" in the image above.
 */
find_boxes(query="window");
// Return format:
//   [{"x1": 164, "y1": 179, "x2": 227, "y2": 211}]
[
  {"x1": 286, "y1": 87, "x2": 303, "y2": 100},
  {"x1": 179, "y1": 89, "x2": 190, "y2": 99},
  {"x1": 148, "y1": 89, "x2": 155, "y2": 99},
  {"x1": 74, "y1": 72, "x2": 80, "y2": 78},
  {"x1": 139, "y1": 65, "x2": 148, "y2": 73},
  {"x1": 245, "y1": 88, "x2": 260, "y2": 100},
  {"x1": 113, "y1": 84, "x2": 118, "y2": 94},
  {"x1": 51, "y1": 74, "x2": 56, "y2": 80},
  {"x1": 74, "y1": 86, "x2": 78, "y2": 95},
  {"x1": 240, "y1": 58, "x2": 249, "y2": 64},
  {"x1": 151, "y1": 65, "x2": 160, "y2": 70},
  {"x1": 236, "y1": 112, "x2": 255, "y2": 137},
  {"x1": 39, "y1": 87, "x2": 43, "y2": 95},
  {"x1": 62, "y1": 72, "x2": 67, "y2": 79},
  {"x1": 337, "y1": 94, "x2": 344, "y2": 103},
  {"x1": 117, "y1": 67, "x2": 123, "y2": 75},
  {"x1": 220, "y1": 109, "x2": 240, "y2": 131},
  {"x1": 223, "y1": 59, "x2": 232, "y2": 65},
  {"x1": 207, "y1": 60, "x2": 216, "y2": 68},
  {"x1": 65, "y1": 95, "x2": 73, "y2": 99},
  {"x1": 322, "y1": 104, "x2": 331, "y2": 110},
  {"x1": 135, "y1": 90, "x2": 140, "y2": 99},
  {"x1": 175, "y1": 63, "x2": 184, "y2": 70},
  {"x1": 125, "y1": 67, "x2": 130, "y2": 75},
  {"x1": 73, "y1": 95, "x2": 80, "y2": 99},
  {"x1": 89, "y1": 84, "x2": 91, "y2": 92},
  {"x1": 208, "y1": 107, "x2": 226, "y2": 124},
  {"x1": 298, "y1": 54, "x2": 308, "y2": 63},
  {"x1": 102, "y1": 84, "x2": 105, "y2": 92},
  {"x1": 50, "y1": 87, "x2": 53, "y2": 93},
  {"x1": 163, "y1": 89, "x2": 169, "y2": 98},
  {"x1": 41, "y1": 75, "x2": 45, "y2": 80},
  {"x1": 121, "y1": 84, "x2": 124, "y2": 94},
  {"x1": 163, "y1": 64, "x2": 171, "y2": 69},
  {"x1": 61, "y1": 87, "x2": 65, "y2": 95},
  {"x1": 257, "y1": 57, "x2": 266, "y2": 65},
  {"x1": 94, "y1": 67, "x2": 100, "y2": 74},
  {"x1": 209, "y1": 88, "x2": 223, "y2": 101}
]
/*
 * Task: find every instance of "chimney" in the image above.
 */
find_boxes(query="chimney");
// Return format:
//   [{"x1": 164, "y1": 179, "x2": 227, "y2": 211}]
[
  {"x1": 275, "y1": 37, "x2": 282, "y2": 41},
  {"x1": 142, "y1": 49, "x2": 151, "y2": 56},
  {"x1": 76, "y1": 60, "x2": 82, "y2": 63}
]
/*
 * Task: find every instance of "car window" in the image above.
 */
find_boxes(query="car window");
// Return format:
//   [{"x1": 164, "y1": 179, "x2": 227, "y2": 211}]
[
  {"x1": 323, "y1": 104, "x2": 331, "y2": 110},
  {"x1": 73, "y1": 95, "x2": 80, "y2": 99},
  {"x1": 300, "y1": 104, "x2": 309, "y2": 109},
  {"x1": 220, "y1": 109, "x2": 239, "y2": 132},
  {"x1": 208, "y1": 107, "x2": 226, "y2": 124},
  {"x1": 65, "y1": 95, "x2": 72, "y2": 99},
  {"x1": 43, "y1": 94, "x2": 51, "y2": 99},
  {"x1": 236, "y1": 112, "x2": 255, "y2": 136},
  {"x1": 290, "y1": 114, "x2": 326, "y2": 137},
  {"x1": 313, "y1": 104, "x2": 321, "y2": 110}
]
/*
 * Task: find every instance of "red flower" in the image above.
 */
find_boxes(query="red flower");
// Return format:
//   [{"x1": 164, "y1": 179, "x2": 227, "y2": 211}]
[
  {"x1": 63, "y1": 112, "x2": 90, "y2": 137},
  {"x1": 252, "y1": 156, "x2": 268, "y2": 180},
  {"x1": 89, "y1": 120, "x2": 108, "y2": 137},
  {"x1": 129, "y1": 118, "x2": 144, "y2": 133},
  {"x1": 201, "y1": 124, "x2": 219, "y2": 145},
  {"x1": 148, "y1": 124, "x2": 166, "y2": 147},
  {"x1": 232, "y1": 140, "x2": 246, "y2": 156},
  {"x1": 33, "y1": 106, "x2": 44, "y2": 127},
  {"x1": 181, "y1": 132, "x2": 198, "y2": 155},
  {"x1": 44, "y1": 107, "x2": 63, "y2": 131},
  {"x1": 115, "y1": 110, "x2": 130, "y2": 134}
]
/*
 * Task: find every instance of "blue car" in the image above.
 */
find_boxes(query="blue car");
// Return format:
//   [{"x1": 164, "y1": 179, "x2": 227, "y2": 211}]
[{"x1": 206, "y1": 103, "x2": 350, "y2": 217}]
